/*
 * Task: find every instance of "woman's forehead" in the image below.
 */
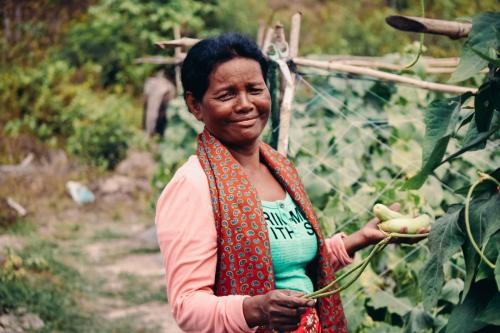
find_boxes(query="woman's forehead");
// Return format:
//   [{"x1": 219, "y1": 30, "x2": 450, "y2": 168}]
[{"x1": 208, "y1": 58, "x2": 264, "y2": 86}]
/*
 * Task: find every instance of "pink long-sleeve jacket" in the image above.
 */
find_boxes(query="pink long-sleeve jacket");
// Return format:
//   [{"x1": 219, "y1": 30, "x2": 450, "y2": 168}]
[{"x1": 155, "y1": 156, "x2": 353, "y2": 333}]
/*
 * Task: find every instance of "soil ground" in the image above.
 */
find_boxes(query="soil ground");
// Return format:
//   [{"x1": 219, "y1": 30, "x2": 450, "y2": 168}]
[{"x1": 0, "y1": 150, "x2": 183, "y2": 332}]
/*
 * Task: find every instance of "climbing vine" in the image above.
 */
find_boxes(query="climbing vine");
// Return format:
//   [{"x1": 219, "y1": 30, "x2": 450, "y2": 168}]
[{"x1": 406, "y1": 12, "x2": 500, "y2": 333}]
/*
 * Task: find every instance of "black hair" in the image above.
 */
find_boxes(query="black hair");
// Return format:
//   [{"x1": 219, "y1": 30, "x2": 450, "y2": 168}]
[{"x1": 181, "y1": 32, "x2": 269, "y2": 101}]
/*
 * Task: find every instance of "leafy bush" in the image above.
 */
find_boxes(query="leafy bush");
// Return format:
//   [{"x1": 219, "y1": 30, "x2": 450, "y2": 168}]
[
  {"x1": 67, "y1": 94, "x2": 136, "y2": 170},
  {"x1": 406, "y1": 13, "x2": 500, "y2": 333},
  {"x1": 60, "y1": 0, "x2": 214, "y2": 92},
  {"x1": 151, "y1": 98, "x2": 201, "y2": 198},
  {"x1": 1, "y1": 60, "x2": 104, "y2": 143},
  {"x1": 0, "y1": 244, "x2": 94, "y2": 332}
]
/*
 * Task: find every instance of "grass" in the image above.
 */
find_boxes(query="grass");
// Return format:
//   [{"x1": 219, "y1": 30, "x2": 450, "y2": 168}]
[
  {"x1": 0, "y1": 217, "x2": 37, "y2": 235},
  {"x1": 91, "y1": 228, "x2": 128, "y2": 241},
  {"x1": 0, "y1": 240, "x2": 159, "y2": 333},
  {"x1": 128, "y1": 247, "x2": 159, "y2": 255},
  {"x1": 0, "y1": 241, "x2": 95, "y2": 332},
  {"x1": 100, "y1": 273, "x2": 167, "y2": 306}
]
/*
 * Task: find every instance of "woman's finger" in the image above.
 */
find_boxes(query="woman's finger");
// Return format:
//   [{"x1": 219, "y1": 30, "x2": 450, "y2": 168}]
[
  {"x1": 276, "y1": 294, "x2": 316, "y2": 308},
  {"x1": 388, "y1": 202, "x2": 401, "y2": 212},
  {"x1": 269, "y1": 304, "x2": 301, "y2": 318}
]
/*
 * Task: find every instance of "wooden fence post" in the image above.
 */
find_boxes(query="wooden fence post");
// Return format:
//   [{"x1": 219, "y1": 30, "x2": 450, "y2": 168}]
[
  {"x1": 174, "y1": 26, "x2": 183, "y2": 94},
  {"x1": 277, "y1": 12, "x2": 302, "y2": 156},
  {"x1": 385, "y1": 16, "x2": 472, "y2": 39}
]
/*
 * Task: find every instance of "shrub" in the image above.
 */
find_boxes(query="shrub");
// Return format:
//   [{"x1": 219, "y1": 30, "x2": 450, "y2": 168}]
[{"x1": 67, "y1": 95, "x2": 135, "y2": 170}]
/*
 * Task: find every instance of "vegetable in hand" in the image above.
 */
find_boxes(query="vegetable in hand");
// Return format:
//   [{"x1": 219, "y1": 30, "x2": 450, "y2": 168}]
[
  {"x1": 304, "y1": 203, "x2": 431, "y2": 300},
  {"x1": 375, "y1": 204, "x2": 431, "y2": 236}
]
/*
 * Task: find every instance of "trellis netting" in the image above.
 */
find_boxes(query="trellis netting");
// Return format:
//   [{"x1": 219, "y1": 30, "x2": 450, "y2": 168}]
[{"x1": 153, "y1": 69, "x2": 498, "y2": 332}]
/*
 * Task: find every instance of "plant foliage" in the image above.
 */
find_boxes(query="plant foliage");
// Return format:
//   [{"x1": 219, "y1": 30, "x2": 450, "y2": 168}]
[{"x1": 404, "y1": 12, "x2": 500, "y2": 333}]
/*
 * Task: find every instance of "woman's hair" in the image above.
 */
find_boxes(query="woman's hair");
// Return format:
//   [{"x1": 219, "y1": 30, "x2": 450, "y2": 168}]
[{"x1": 181, "y1": 32, "x2": 268, "y2": 101}]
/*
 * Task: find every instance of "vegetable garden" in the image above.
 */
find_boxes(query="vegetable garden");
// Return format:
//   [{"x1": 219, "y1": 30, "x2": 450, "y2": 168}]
[
  {"x1": 1, "y1": 1, "x2": 498, "y2": 332},
  {"x1": 155, "y1": 11, "x2": 499, "y2": 333}
]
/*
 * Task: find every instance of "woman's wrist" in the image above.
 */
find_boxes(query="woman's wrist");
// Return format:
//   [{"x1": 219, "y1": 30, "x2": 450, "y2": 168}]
[
  {"x1": 243, "y1": 295, "x2": 265, "y2": 328},
  {"x1": 342, "y1": 229, "x2": 377, "y2": 257}
]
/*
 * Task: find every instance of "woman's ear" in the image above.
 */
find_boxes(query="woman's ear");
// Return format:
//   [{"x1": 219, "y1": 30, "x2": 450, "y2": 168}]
[{"x1": 185, "y1": 92, "x2": 203, "y2": 121}]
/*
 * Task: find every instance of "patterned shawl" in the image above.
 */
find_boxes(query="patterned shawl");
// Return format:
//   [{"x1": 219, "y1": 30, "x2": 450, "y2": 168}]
[{"x1": 197, "y1": 129, "x2": 347, "y2": 332}]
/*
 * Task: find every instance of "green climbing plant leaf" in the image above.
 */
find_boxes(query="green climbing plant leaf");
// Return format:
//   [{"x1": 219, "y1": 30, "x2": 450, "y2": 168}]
[
  {"x1": 461, "y1": 192, "x2": 500, "y2": 299},
  {"x1": 405, "y1": 92, "x2": 473, "y2": 189},
  {"x1": 476, "y1": 293, "x2": 500, "y2": 326},
  {"x1": 450, "y1": 12, "x2": 500, "y2": 82},
  {"x1": 474, "y1": 80, "x2": 498, "y2": 132},
  {"x1": 446, "y1": 279, "x2": 498, "y2": 333},
  {"x1": 419, "y1": 205, "x2": 465, "y2": 311}
]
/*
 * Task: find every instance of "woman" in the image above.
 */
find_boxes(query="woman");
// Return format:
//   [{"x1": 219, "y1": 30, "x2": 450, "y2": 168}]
[{"x1": 156, "y1": 33, "x2": 411, "y2": 333}]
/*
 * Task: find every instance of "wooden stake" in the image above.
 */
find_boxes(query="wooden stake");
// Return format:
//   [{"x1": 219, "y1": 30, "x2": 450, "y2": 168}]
[
  {"x1": 330, "y1": 59, "x2": 464, "y2": 73},
  {"x1": 323, "y1": 55, "x2": 460, "y2": 67},
  {"x1": 277, "y1": 13, "x2": 302, "y2": 155},
  {"x1": 289, "y1": 12, "x2": 302, "y2": 58},
  {"x1": 293, "y1": 57, "x2": 477, "y2": 94},
  {"x1": 174, "y1": 26, "x2": 183, "y2": 94},
  {"x1": 257, "y1": 20, "x2": 266, "y2": 48},
  {"x1": 133, "y1": 56, "x2": 181, "y2": 65},
  {"x1": 386, "y1": 15, "x2": 472, "y2": 39},
  {"x1": 261, "y1": 27, "x2": 274, "y2": 54},
  {"x1": 155, "y1": 37, "x2": 200, "y2": 49}
]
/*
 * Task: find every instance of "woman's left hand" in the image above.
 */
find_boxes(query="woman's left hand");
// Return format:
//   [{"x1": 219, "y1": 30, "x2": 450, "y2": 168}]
[{"x1": 343, "y1": 203, "x2": 430, "y2": 257}]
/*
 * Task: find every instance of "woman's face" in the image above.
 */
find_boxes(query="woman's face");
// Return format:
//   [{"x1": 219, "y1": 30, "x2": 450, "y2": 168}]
[{"x1": 187, "y1": 57, "x2": 271, "y2": 147}]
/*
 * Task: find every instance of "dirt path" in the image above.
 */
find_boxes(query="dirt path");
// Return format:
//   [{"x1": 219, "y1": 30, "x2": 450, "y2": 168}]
[
  {"x1": 77, "y1": 215, "x2": 182, "y2": 333},
  {"x1": 1, "y1": 150, "x2": 183, "y2": 332}
]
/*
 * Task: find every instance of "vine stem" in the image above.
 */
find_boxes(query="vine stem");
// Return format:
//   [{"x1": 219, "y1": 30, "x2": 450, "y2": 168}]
[
  {"x1": 465, "y1": 172, "x2": 500, "y2": 269},
  {"x1": 304, "y1": 236, "x2": 393, "y2": 299},
  {"x1": 304, "y1": 228, "x2": 431, "y2": 299},
  {"x1": 402, "y1": 0, "x2": 425, "y2": 69}
]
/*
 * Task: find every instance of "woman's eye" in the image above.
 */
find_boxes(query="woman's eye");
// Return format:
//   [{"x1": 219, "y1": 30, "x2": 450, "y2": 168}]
[
  {"x1": 249, "y1": 88, "x2": 264, "y2": 95},
  {"x1": 216, "y1": 93, "x2": 234, "y2": 101}
]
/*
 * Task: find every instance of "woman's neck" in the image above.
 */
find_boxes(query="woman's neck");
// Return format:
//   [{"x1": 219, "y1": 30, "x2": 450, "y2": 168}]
[{"x1": 226, "y1": 141, "x2": 261, "y2": 172}]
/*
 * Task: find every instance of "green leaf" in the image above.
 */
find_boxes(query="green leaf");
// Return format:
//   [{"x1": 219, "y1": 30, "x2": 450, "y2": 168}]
[
  {"x1": 450, "y1": 47, "x2": 489, "y2": 83},
  {"x1": 476, "y1": 293, "x2": 500, "y2": 326},
  {"x1": 403, "y1": 307, "x2": 436, "y2": 333},
  {"x1": 461, "y1": 192, "x2": 500, "y2": 299},
  {"x1": 368, "y1": 290, "x2": 412, "y2": 316},
  {"x1": 405, "y1": 93, "x2": 473, "y2": 189},
  {"x1": 475, "y1": 81, "x2": 496, "y2": 132},
  {"x1": 496, "y1": 253, "x2": 500, "y2": 291},
  {"x1": 450, "y1": 12, "x2": 500, "y2": 82},
  {"x1": 456, "y1": 107, "x2": 475, "y2": 132},
  {"x1": 419, "y1": 206, "x2": 465, "y2": 311},
  {"x1": 440, "y1": 278, "x2": 464, "y2": 305},
  {"x1": 456, "y1": 168, "x2": 500, "y2": 196},
  {"x1": 470, "y1": 47, "x2": 500, "y2": 66},
  {"x1": 476, "y1": 232, "x2": 500, "y2": 284},
  {"x1": 446, "y1": 279, "x2": 497, "y2": 333}
]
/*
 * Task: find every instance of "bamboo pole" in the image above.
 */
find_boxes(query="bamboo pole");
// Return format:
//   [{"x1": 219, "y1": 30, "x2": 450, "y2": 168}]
[
  {"x1": 386, "y1": 15, "x2": 472, "y2": 39},
  {"x1": 261, "y1": 27, "x2": 274, "y2": 54},
  {"x1": 274, "y1": 22, "x2": 287, "y2": 51},
  {"x1": 155, "y1": 37, "x2": 200, "y2": 49},
  {"x1": 293, "y1": 57, "x2": 477, "y2": 94},
  {"x1": 289, "y1": 12, "x2": 302, "y2": 58},
  {"x1": 422, "y1": 57, "x2": 459, "y2": 67},
  {"x1": 334, "y1": 60, "x2": 404, "y2": 71},
  {"x1": 321, "y1": 55, "x2": 460, "y2": 67},
  {"x1": 257, "y1": 20, "x2": 266, "y2": 48},
  {"x1": 133, "y1": 56, "x2": 181, "y2": 65},
  {"x1": 174, "y1": 26, "x2": 183, "y2": 94},
  {"x1": 331, "y1": 60, "x2": 464, "y2": 73},
  {"x1": 277, "y1": 13, "x2": 302, "y2": 155}
]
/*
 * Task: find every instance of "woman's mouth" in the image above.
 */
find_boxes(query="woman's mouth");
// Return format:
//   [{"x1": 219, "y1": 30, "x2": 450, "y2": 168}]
[{"x1": 232, "y1": 117, "x2": 258, "y2": 127}]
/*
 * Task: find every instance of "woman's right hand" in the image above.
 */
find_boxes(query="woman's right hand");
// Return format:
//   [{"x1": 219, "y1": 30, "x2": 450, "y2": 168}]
[{"x1": 243, "y1": 289, "x2": 316, "y2": 331}]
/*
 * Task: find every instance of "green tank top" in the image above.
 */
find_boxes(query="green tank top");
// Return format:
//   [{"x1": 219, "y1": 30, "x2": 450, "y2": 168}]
[{"x1": 261, "y1": 193, "x2": 318, "y2": 294}]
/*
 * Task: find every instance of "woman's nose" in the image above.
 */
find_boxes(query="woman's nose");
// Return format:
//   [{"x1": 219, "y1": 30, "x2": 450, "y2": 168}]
[{"x1": 235, "y1": 93, "x2": 253, "y2": 112}]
